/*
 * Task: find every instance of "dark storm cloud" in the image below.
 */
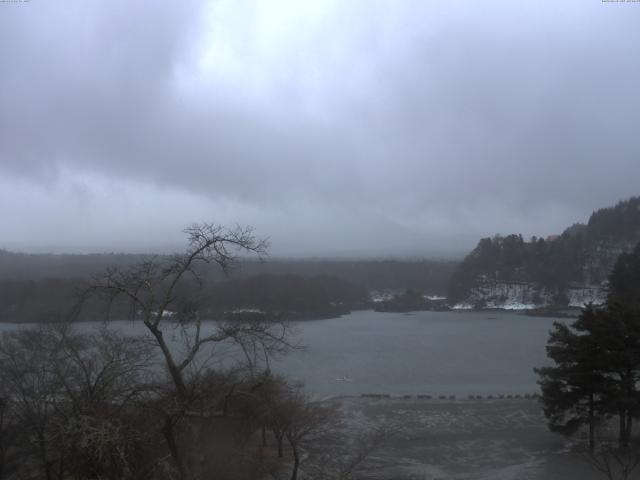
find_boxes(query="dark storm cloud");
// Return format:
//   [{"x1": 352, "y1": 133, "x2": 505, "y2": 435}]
[{"x1": 1, "y1": 0, "x2": 640, "y2": 256}]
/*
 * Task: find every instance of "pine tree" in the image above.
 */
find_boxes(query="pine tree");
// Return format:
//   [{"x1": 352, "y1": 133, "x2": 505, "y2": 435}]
[
  {"x1": 571, "y1": 304, "x2": 640, "y2": 448},
  {"x1": 535, "y1": 307, "x2": 611, "y2": 449},
  {"x1": 599, "y1": 243, "x2": 640, "y2": 447},
  {"x1": 536, "y1": 242, "x2": 640, "y2": 449}
]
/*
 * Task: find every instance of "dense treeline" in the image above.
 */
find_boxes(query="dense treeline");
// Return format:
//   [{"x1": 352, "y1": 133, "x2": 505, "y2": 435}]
[
  {"x1": 0, "y1": 273, "x2": 369, "y2": 323},
  {"x1": 0, "y1": 278, "x2": 82, "y2": 323},
  {"x1": 588, "y1": 198, "x2": 640, "y2": 242},
  {"x1": 0, "y1": 248, "x2": 456, "y2": 322},
  {"x1": 448, "y1": 233, "x2": 584, "y2": 304},
  {"x1": 240, "y1": 259, "x2": 458, "y2": 294},
  {"x1": 205, "y1": 274, "x2": 369, "y2": 318},
  {"x1": 0, "y1": 250, "x2": 457, "y2": 294},
  {"x1": 448, "y1": 196, "x2": 640, "y2": 304},
  {"x1": 0, "y1": 250, "x2": 152, "y2": 280}
]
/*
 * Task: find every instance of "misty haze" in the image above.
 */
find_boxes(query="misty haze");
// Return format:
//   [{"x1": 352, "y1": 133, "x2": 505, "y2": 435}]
[{"x1": 1, "y1": 1, "x2": 640, "y2": 480}]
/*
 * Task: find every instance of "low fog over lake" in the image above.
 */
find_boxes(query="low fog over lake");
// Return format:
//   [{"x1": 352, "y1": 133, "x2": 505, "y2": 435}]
[{"x1": 3, "y1": 1, "x2": 640, "y2": 479}]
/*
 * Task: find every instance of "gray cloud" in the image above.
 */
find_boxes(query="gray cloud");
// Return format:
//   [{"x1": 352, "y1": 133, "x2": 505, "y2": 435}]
[{"x1": 1, "y1": 0, "x2": 640, "y2": 256}]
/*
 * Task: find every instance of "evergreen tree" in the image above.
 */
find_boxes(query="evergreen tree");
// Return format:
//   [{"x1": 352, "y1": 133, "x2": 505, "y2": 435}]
[
  {"x1": 536, "y1": 243, "x2": 640, "y2": 448},
  {"x1": 608, "y1": 243, "x2": 640, "y2": 309},
  {"x1": 535, "y1": 306, "x2": 610, "y2": 449},
  {"x1": 572, "y1": 304, "x2": 640, "y2": 447},
  {"x1": 599, "y1": 242, "x2": 640, "y2": 446}
]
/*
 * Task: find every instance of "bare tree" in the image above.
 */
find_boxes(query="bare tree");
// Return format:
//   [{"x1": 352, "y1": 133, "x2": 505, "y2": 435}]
[
  {"x1": 53, "y1": 326, "x2": 156, "y2": 479},
  {"x1": 0, "y1": 324, "x2": 156, "y2": 480},
  {"x1": 586, "y1": 444, "x2": 640, "y2": 480},
  {"x1": 52, "y1": 325, "x2": 154, "y2": 412},
  {"x1": 303, "y1": 424, "x2": 392, "y2": 480},
  {"x1": 257, "y1": 375, "x2": 293, "y2": 458},
  {"x1": 283, "y1": 391, "x2": 334, "y2": 480},
  {"x1": 332, "y1": 427, "x2": 390, "y2": 480},
  {"x1": 233, "y1": 374, "x2": 389, "y2": 480},
  {"x1": 0, "y1": 395, "x2": 8, "y2": 479},
  {"x1": 254, "y1": 380, "x2": 335, "y2": 480},
  {"x1": 0, "y1": 327, "x2": 63, "y2": 480},
  {"x1": 82, "y1": 223, "x2": 292, "y2": 479}
]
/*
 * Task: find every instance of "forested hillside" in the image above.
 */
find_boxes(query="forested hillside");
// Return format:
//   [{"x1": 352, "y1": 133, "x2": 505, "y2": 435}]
[
  {"x1": 0, "y1": 273, "x2": 370, "y2": 323},
  {"x1": 448, "y1": 196, "x2": 640, "y2": 307},
  {"x1": 0, "y1": 250, "x2": 457, "y2": 322},
  {"x1": 0, "y1": 253, "x2": 459, "y2": 322}
]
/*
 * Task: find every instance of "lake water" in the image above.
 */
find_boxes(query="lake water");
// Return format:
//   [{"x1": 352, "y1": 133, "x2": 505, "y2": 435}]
[
  {"x1": 275, "y1": 310, "x2": 560, "y2": 397},
  {"x1": 0, "y1": 310, "x2": 561, "y2": 398}
]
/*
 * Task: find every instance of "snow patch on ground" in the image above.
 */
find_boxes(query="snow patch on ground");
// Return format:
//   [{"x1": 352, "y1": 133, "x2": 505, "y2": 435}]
[
  {"x1": 485, "y1": 301, "x2": 538, "y2": 310},
  {"x1": 369, "y1": 290, "x2": 398, "y2": 303},
  {"x1": 230, "y1": 308, "x2": 265, "y2": 314},
  {"x1": 461, "y1": 282, "x2": 552, "y2": 310},
  {"x1": 451, "y1": 303, "x2": 474, "y2": 310},
  {"x1": 566, "y1": 286, "x2": 606, "y2": 308},
  {"x1": 424, "y1": 294, "x2": 447, "y2": 301},
  {"x1": 458, "y1": 282, "x2": 607, "y2": 310}
]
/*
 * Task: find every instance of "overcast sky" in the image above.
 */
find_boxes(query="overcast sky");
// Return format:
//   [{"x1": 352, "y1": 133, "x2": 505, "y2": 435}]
[{"x1": 1, "y1": 0, "x2": 639, "y2": 257}]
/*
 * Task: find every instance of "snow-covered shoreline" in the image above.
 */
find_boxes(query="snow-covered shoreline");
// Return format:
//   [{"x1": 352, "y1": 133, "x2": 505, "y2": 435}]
[{"x1": 453, "y1": 281, "x2": 607, "y2": 311}]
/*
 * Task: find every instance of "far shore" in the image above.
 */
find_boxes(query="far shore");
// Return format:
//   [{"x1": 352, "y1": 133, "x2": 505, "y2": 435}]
[{"x1": 0, "y1": 304, "x2": 587, "y2": 324}]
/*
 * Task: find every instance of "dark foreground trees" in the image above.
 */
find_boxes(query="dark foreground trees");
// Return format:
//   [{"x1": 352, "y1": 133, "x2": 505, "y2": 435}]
[
  {"x1": 234, "y1": 373, "x2": 386, "y2": 480},
  {"x1": 535, "y1": 305, "x2": 609, "y2": 449},
  {"x1": 536, "y1": 243, "x2": 640, "y2": 451},
  {"x1": 0, "y1": 322, "x2": 378, "y2": 480},
  {"x1": 0, "y1": 224, "x2": 381, "y2": 480},
  {"x1": 79, "y1": 223, "x2": 295, "y2": 479},
  {"x1": 0, "y1": 325, "x2": 156, "y2": 479},
  {"x1": 0, "y1": 224, "x2": 293, "y2": 480}
]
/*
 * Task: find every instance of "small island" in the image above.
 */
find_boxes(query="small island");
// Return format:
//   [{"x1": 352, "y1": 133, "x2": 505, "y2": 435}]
[{"x1": 373, "y1": 289, "x2": 448, "y2": 313}]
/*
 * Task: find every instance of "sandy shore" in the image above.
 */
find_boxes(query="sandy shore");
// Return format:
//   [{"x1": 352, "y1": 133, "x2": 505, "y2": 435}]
[{"x1": 325, "y1": 396, "x2": 604, "y2": 480}]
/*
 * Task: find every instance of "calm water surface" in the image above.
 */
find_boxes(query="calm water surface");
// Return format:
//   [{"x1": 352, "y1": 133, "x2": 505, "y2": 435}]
[
  {"x1": 274, "y1": 310, "x2": 560, "y2": 397},
  {"x1": 0, "y1": 310, "x2": 561, "y2": 397}
]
